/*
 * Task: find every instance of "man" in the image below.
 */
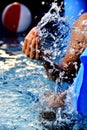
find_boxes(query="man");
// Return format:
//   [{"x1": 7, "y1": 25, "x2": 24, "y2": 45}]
[{"x1": 22, "y1": 12, "x2": 87, "y2": 108}]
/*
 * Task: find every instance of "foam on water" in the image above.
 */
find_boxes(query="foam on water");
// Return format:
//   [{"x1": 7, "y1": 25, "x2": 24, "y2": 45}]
[{"x1": 0, "y1": 50, "x2": 56, "y2": 130}]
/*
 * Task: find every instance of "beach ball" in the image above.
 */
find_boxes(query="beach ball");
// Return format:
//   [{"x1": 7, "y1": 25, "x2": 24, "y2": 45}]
[{"x1": 2, "y1": 2, "x2": 32, "y2": 32}]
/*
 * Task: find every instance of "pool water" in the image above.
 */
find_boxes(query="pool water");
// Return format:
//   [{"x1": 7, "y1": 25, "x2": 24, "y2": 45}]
[
  {"x1": 0, "y1": 45, "x2": 58, "y2": 130},
  {"x1": 0, "y1": 39, "x2": 87, "y2": 130}
]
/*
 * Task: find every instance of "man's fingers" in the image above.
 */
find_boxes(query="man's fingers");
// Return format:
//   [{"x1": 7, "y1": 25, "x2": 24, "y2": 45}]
[
  {"x1": 22, "y1": 38, "x2": 27, "y2": 53},
  {"x1": 24, "y1": 36, "x2": 33, "y2": 56},
  {"x1": 30, "y1": 39, "x2": 36, "y2": 59},
  {"x1": 31, "y1": 27, "x2": 38, "y2": 37},
  {"x1": 35, "y1": 37, "x2": 40, "y2": 60},
  {"x1": 22, "y1": 27, "x2": 40, "y2": 59}
]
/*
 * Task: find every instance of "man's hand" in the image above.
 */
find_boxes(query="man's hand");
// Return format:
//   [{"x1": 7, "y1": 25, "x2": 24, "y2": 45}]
[
  {"x1": 22, "y1": 27, "x2": 40, "y2": 60},
  {"x1": 45, "y1": 91, "x2": 66, "y2": 108}
]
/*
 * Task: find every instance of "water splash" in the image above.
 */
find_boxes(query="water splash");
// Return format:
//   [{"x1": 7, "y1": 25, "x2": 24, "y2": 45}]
[
  {"x1": 37, "y1": 2, "x2": 70, "y2": 65},
  {"x1": 1, "y1": 2, "x2": 87, "y2": 130},
  {"x1": 36, "y1": 2, "x2": 87, "y2": 129}
]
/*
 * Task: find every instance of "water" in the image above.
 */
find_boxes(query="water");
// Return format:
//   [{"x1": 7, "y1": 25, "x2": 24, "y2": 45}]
[
  {"x1": 36, "y1": 2, "x2": 87, "y2": 129},
  {"x1": 37, "y1": 2, "x2": 70, "y2": 65},
  {"x1": 0, "y1": 49, "x2": 57, "y2": 130},
  {"x1": 0, "y1": 2, "x2": 87, "y2": 130}
]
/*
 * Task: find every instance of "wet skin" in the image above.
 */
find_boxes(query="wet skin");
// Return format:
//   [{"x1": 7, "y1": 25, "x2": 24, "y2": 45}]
[{"x1": 22, "y1": 13, "x2": 87, "y2": 108}]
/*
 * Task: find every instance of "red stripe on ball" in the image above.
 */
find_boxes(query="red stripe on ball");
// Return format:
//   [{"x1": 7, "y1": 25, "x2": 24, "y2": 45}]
[{"x1": 3, "y1": 3, "x2": 21, "y2": 32}]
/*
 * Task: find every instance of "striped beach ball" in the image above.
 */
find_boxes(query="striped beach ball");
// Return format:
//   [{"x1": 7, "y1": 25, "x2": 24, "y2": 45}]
[{"x1": 2, "y1": 2, "x2": 32, "y2": 32}]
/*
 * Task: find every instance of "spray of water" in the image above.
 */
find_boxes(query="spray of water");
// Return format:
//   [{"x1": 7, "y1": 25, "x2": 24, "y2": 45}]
[
  {"x1": 36, "y1": 2, "x2": 87, "y2": 129},
  {"x1": 19, "y1": 2, "x2": 87, "y2": 129},
  {"x1": 37, "y1": 2, "x2": 70, "y2": 65}
]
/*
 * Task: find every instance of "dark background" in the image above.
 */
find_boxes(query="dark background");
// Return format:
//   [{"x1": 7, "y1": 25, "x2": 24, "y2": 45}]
[{"x1": 0, "y1": 0, "x2": 64, "y2": 38}]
